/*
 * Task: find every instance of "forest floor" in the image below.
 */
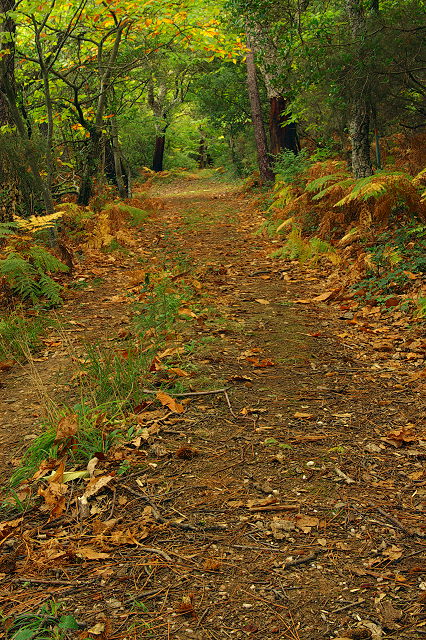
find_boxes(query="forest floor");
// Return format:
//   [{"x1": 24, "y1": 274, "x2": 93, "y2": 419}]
[{"x1": 0, "y1": 175, "x2": 425, "y2": 640}]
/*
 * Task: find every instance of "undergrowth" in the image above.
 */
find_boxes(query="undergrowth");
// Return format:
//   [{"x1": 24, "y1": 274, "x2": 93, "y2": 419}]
[
  {"x1": 0, "y1": 312, "x2": 51, "y2": 362},
  {"x1": 3, "y1": 600, "x2": 81, "y2": 640},
  {"x1": 352, "y1": 223, "x2": 426, "y2": 307}
]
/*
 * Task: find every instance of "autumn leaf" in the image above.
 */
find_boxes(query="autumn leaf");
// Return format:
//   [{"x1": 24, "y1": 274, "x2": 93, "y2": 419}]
[
  {"x1": 381, "y1": 426, "x2": 418, "y2": 447},
  {"x1": 157, "y1": 391, "x2": 185, "y2": 413},
  {"x1": 38, "y1": 482, "x2": 68, "y2": 518},
  {"x1": 55, "y1": 414, "x2": 78, "y2": 441},
  {"x1": 0, "y1": 518, "x2": 23, "y2": 541},
  {"x1": 76, "y1": 547, "x2": 110, "y2": 560},
  {"x1": 82, "y1": 474, "x2": 114, "y2": 499}
]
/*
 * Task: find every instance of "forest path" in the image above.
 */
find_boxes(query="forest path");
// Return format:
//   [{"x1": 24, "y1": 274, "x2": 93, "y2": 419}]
[{"x1": 0, "y1": 175, "x2": 425, "y2": 639}]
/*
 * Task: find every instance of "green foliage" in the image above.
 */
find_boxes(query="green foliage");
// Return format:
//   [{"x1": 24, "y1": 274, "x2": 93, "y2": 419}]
[
  {"x1": 0, "y1": 222, "x2": 19, "y2": 238},
  {"x1": 83, "y1": 345, "x2": 152, "y2": 408},
  {"x1": 133, "y1": 277, "x2": 188, "y2": 338},
  {"x1": 0, "y1": 313, "x2": 49, "y2": 362},
  {"x1": 353, "y1": 223, "x2": 426, "y2": 304},
  {"x1": 10, "y1": 405, "x2": 124, "y2": 486},
  {"x1": 272, "y1": 224, "x2": 336, "y2": 264},
  {"x1": 273, "y1": 149, "x2": 311, "y2": 186},
  {"x1": 4, "y1": 600, "x2": 80, "y2": 640},
  {"x1": 0, "y1": 248, "x2": 68, "y2": 306}
]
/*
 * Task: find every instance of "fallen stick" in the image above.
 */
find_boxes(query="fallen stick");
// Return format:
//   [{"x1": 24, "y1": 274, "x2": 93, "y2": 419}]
[
  {"x1": 142, "y1": 388, "x2": 229, "y2": 397},
  {"x1": 283, "y1": 551, "x2": 319, "y2": 569}
]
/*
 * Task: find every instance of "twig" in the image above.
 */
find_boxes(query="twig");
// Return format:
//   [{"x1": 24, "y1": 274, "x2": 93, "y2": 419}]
[
  {"x1": 335, "y1": 467, "x2": 356, "y2": 484},
  {"x1": 283, "y1": 552, "x2": 319, "y2": 569},
  {"x1": 108, "y1": 488, "x2": 116, "y2": 520},
  {"x1": 138, "y1": 546, "x2": 173, "y2": 563},
  {"x1": 331, "y1": 598, "x2": 365, "y2": 613},
  {"x1": 223, "y1": 390, "x2": 237, "y2": 417},
  {"x1": 376, "y1": 507, "x2": 425, "y2": 538},
  {"x1": 12, "y1": 577, "x2": 76, "y2": 586},
  {"x1": 141, "y1": 387, "x2": 229, "y2": 397}
]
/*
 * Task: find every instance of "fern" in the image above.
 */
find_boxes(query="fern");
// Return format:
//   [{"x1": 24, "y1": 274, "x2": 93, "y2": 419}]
[
  {"x1": 0, "y1": 222, "x2": 18, "y2": 238},
  {"x1": 29, "y1": 246, "x2": 68, "y2": 273},
  {"x1": 306, "y1": 173, "x2": 350, "y2": 193},
  {"x1": 0, "y1": 248, "x2": 66, "y2": 305},
  {"x1": 38, "y1": 272, "x2": 63, "y2": 305},
  {"x1": 0, "y1": 253, "x2": 39, "y2": 302}
]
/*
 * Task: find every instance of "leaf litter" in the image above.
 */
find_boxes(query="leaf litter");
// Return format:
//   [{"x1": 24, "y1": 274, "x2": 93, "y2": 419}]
[{"x1": 0, "y1": 177, "x2": 425, "y2": 639}]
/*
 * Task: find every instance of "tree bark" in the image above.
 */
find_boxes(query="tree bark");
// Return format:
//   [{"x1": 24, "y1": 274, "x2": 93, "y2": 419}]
[
  {"x1": 0, "y1": 0, "x2": 18, "y2": 221},
  {"x1": 245, "y1": 42, "x2": 274, "y2": 183},
  {"x1": 77, "y1": 131, "x2": 101, "y2": 206},
  {"x1": 77, "y1": 23, "x2": 125, "y2": 203},
  {"x1": 269, "y1": 95, "x2": 300, "y2": 156},
  {"x1": 152, "y1": 130, "x2": 166, "y2": 172},
  {"x1": 111, "y1": 115, "x2": 129, "y2": 198},
  {"x1": 345, "y1": 0, "x2": 373, "y2": 178}
]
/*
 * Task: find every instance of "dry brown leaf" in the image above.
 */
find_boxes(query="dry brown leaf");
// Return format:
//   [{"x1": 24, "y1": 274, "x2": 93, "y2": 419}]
[
  {"x1": 168, "y1": 367, "x2": 189, "y2": 377},
  {"x1": 178, "y1": 307, "x2": 197, "y2": 318},
  {"x1": 0, "y1": 360, "x2": 14, "y2": 371},
  {"x1": 55, "y1": 414, "x2": 78, "y2": 441},
  {"x1": 109, "y1": 529, "x2": 139, "y2": 545},
  {"x1": 313, "y1": 290, "x2": 335, "y2": 302},
  {"x1": 76, "y1": 547, "x2": 110, "y2": 560},
  {"x1": 157, "y1": 391, "x2": 184, "y2": 414},
  {"x1": 255, "y1": 298, "x2": 270, "y2": 305},
  {"x1": 295, "y1": 514, "x2": 320, "y2": 532},
  {"x1": 0, "y1": 518, "x2": 23, "y2": 541},
  {"x1": 381, "y1": 427, "x2": 418, "y2": 447},
  {"x1": 82, "y1": 475, "x2": 114, "y2": 499},
  {"x1": 38, "y1": 482, "x2": 68, "y2": 518},
  {"x1": 294, "y1": 412, "x2": 314, "y2": 419}
]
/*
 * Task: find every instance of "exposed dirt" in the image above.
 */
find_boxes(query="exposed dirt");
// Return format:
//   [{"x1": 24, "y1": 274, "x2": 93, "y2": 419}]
[{"x1": 0, "y1": 177, "x2": 425, "y2": 640}]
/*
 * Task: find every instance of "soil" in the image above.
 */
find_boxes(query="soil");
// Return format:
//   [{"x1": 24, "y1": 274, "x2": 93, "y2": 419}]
[{"x1": 0, "y1": 176, "x2": 425, "y2": 640}]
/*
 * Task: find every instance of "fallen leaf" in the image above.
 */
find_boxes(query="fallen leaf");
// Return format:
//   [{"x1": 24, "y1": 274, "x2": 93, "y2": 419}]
[
  {"x1": 381, "y1": 427, "x2": 417, "y2": 447},
  {"x1": 82, "y1": 475, "x2": 114, "y2": 499},
  {"x1": 0, "y1": 360, "x2": 14, "y2": 371},
  {"x1": 157, "y1": 391, "x2": 184, "y2": 414},
  {"x1": 168, "y1": 367, "x2": 189, "y2": 377},
  {"x1": 0, "y1": 518, "x2": 23, "y2": 541},
  {"x1": 55, "y1": 414, "x2": 78, "y2": 441},
  {"x1": 294, "y1": 412, "x2": 314, "y2": 419},
  {"x1": 178, "y1": 307, "x2": 197, "y2": 318},
  {"x1": 255, "y1": 298, "x2": 270, "y2": 305},
  {"x1": 38, "y1": 482, "x2": 68, "y2": 518},
  {"x1": 76, "y1": 547, "x2": 110, "y2": 560},
  {"x1": 295, "y1": 514, "x2": 320, "y2": 533},
  {"x1": 313, "y1": 291, "x2": 335, "y2": 302}
]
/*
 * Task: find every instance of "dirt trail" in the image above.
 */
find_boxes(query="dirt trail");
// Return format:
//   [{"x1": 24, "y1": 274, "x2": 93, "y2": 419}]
[{"x1": 1, "y1": 177, "x2": 425, "y2": 639}]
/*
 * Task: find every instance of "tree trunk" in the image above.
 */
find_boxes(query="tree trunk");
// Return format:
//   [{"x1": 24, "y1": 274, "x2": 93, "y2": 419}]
[
  {"x1": 349, "y1": 97, "x2": 373, "y2": 178},
  {"x1": 0, "y1": 0, "x2": 18, "y2": 221},
  {"x1": 152, "y1": 131, "x2": 166, "y2": 172},
  {"x1": 245, "y1": 43, "x2": 274, "y2": 183},
  {"x1": 269, "y1": 95, "x2": 300, "y2": 156},
  {"x1": 78, "y1": 131, "x2": 102, "y2": 206},
  {"x1": 345, "y1": 0, "x2": 373, "y2": 178},
  {"x1": 111, "y1": 122, "x2": 128, "y2": 199}
]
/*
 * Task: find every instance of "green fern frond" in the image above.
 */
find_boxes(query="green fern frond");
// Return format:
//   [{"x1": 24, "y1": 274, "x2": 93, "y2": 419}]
[
  {"x1": 311, "y1": 178, "x2": 354, "y2": 201},
  {"x1": 306, "y1": 173, "x2": 349, "y2": 193},
  {"x1": 0, "y1": 222, "x2": 19, "y2": 238},
  {"x1": 37, "y1": 272, "x2": 63, "y2": 305},
  {"x1": 29, "y1": 246, "x2": 68, "y2": 273},
  {"x1": 0, "y1": 253, "x2": 39, "y2": 302}
]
